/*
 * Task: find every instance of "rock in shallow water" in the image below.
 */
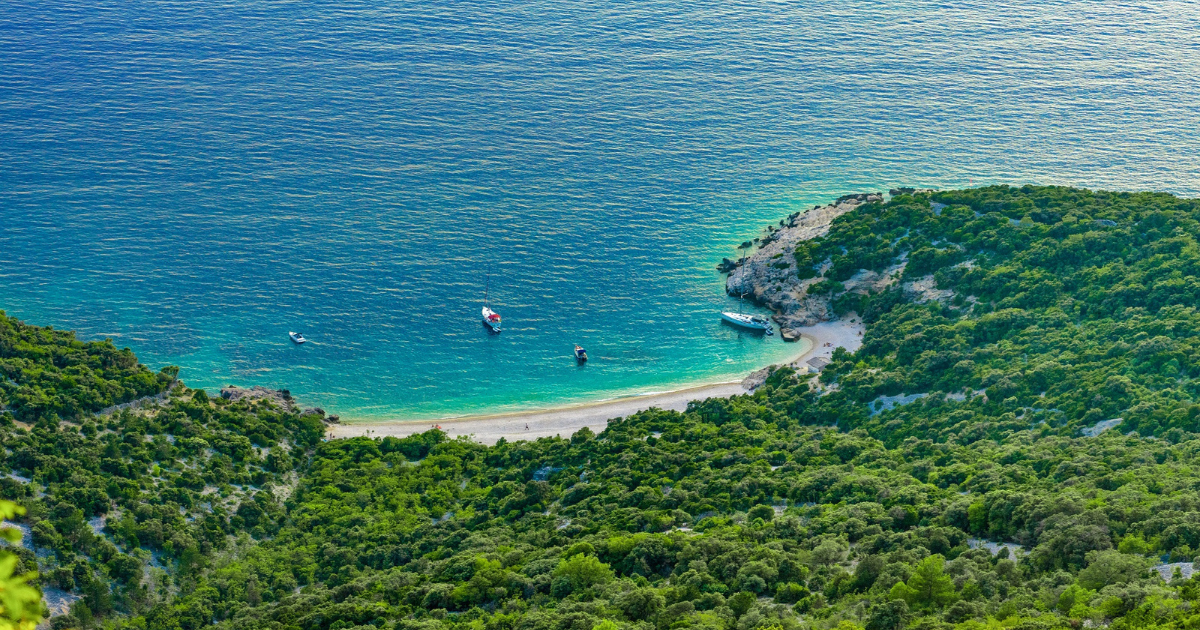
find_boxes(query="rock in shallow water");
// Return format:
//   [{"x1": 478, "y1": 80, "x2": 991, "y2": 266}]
[{"x1": 715, "y1": 257, "x2": 741, "y2": 273}]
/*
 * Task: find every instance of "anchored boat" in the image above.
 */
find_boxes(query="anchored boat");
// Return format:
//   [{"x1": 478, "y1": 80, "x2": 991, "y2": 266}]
[
  {"x1": 720, "y1": 312, "x2": 772, "y2": 333},
  {"x1": 574, "y1": 345, "x2": 588, "y2": 362},
  {"x1": 481, "y1": 274, "x2": 502, "y2": 333},
  {"x1": 289, "y1": 331, "x2": 307, "y2": 344},
  {"x1": 721, "y1": 244, "x2": 774, "y2": 335},
  {"x1": 482, "y1": 306, "x2": 502, "y2": 332}
]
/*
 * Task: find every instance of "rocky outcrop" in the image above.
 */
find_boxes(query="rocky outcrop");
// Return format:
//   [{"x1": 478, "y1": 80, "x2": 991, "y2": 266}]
[
  {"x1": 902, "y1": 274, "x2": 955, "y2": 303},
  {"x1": 889, "y1": 187, "x2": 936, "y2": 197},
  {"x1": 300, "y1": 407, "x2": 342, "y2": 425},
  {"x1": 97, "y1": 381, "x2": 181, "y2": 416},
  {"x1": 220, "y1": 386, "x2": 296, "y2": 411},
  {"x1": 220, "y1": 389, "x2": 341, "y2": 424},
  {"x1": 725, "y1": 193, "x2": 884, "y2": 340},
  {"x1": 741, "y1": 366, "x2": 773, "y2": 391}
]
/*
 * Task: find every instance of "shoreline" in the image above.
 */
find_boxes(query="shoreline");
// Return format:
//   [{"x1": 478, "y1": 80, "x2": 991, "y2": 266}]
[
  {"x1": 327, "y1": 319, "x2": 863, "y2": 445},
  {"x1": 326, "y1": 380, "x2": 751, "y2": 445}
]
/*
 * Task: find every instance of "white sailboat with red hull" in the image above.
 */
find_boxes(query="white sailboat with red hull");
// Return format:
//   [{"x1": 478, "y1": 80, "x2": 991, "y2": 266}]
[
  {"x1": 482, "y1": 306, "x2": 502, "y2": 332},
  {"x1": 482, "y1": 274, "x2": 502, "y2": 332}
]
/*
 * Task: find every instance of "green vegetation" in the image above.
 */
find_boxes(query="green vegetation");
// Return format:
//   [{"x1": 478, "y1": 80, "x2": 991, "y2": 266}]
[
  {"x1": 0, "y1": 500, "x2": 43, "y2": 629},
  {"x1": 0, "y1": 314, "x2": 177, "y2": 423},
  {"x1": 7, "y1": 186, "x2": 1200, "y2": 630},
  {"x1": 806, "y1": 185, "x2": 1200, "y2": 441},
  {"x1": 0, "y1": 314, "x2": 325, "y2": 627}
]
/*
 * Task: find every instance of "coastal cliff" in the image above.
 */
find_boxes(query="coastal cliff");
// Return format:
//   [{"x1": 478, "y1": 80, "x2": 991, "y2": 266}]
[{"x1": 725, "y1": 193, "x2": 884, "y2": 340}]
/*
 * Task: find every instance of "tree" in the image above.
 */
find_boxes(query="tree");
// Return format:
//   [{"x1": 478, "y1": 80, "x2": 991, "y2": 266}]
[
  {"x1": 728, "y1": 591, "x2": 756, "y2": 617},
  {"x1": 866, "y1": 600, "x2": 911, "y2": 630},
  {"x1": 891, "y1": 554, "x2": 955, "y2": 608},
  {"x1": 812, "y1": 540, "x2": 847, "y2": 566},
  {"x1": 852, "y1": 555, "x2": 884, "y2": 592},
  {"x1": 774, "y1": 583, "x2": 810, "y2": 604},
  {"x1": 0, "y1": 500, "x2": 43, "y2": 630},
  {"x1": 1117, "y1": 534, "x2": 1152, "y2": 555},
  {"x1": 553, "y1": 554, "x2": 613, "y2": 592},
  {"x1": 571, "y1": 427, "x2": 595, "y2": 444},
  {"x1": 617, "y1": 587, "x2": 664, "y2": 621},
  {"x1": 1057, "y1": 584, "x2": 1096, "y2": 617},
  {"x1": 943, "y1": 600, "x2": 981, "y2": 623},
  {"x1": 1077, "y1": 550, "x2": 1148, "y2": 590},
  {"x1": 747, "y1": 504, "x2": 775, "y2": 522}
]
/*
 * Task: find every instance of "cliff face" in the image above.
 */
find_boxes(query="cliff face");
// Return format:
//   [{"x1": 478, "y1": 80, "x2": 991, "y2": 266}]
[{"x1": 725, "y1": 193, "x2": 884, "y2": 341}]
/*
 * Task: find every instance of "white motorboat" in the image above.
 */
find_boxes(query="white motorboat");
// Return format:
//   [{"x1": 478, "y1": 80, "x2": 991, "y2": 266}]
[{"x1": 289, "y1": 331, "x2": 307, "y2": 344}]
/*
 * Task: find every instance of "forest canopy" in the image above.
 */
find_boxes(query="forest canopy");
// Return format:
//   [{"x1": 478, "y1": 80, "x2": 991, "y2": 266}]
[{"x1": 0, "y1": 314, "x2": 176, "y2": 423}]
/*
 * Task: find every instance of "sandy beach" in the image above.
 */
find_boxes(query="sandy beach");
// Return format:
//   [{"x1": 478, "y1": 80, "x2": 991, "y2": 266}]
[
  {"x1": 327, "y1": 381, "x2": 751, "y2": 445},
  {"x1": 328, "y1": 318, "x2": 864, "y2": 445},
  {"x1": 784, "y1": 319, "x2": 865, "y2": 371}
]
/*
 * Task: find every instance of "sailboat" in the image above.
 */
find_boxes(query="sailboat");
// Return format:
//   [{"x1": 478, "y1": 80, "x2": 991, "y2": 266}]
[
  {"x1": 482, "y1": 274, "x2": 502, "y2": 333},
  {"x1": 721, "y1": 310, "x2": 773, "y2": 333},
  {"x1": 721, "y1": 246, "x2": 774, "y2": 334}
]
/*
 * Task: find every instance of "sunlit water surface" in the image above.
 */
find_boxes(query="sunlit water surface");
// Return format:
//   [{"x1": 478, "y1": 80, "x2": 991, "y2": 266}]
[{"x1": 1, "y1": 0, "x2": 1198, "y2": 419}]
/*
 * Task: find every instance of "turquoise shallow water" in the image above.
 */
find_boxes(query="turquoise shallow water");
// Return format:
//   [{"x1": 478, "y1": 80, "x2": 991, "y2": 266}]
[{"x1": 2, "y1": 1, "x2": 1199, "y2": 420}]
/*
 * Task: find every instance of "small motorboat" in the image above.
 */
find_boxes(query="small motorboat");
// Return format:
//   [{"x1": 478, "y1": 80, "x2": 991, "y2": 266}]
[
  {"x1": 720, "y1": 311, "x2": 772, "y2": 333},
  {"x1": 574, "y1": 345, "x2": 588, "y2": 362},
  {"x1": 289, "y1": 331, "x2": 307, "y2": 344}
]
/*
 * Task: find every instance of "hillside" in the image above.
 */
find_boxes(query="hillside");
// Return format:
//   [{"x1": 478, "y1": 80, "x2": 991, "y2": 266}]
[{"x1": 7, "y1": 185, "x2": 1200, "y2": 630}]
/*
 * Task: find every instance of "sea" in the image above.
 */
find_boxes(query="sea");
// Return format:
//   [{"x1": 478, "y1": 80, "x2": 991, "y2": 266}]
[{"x1": 1, "y1": 0, "x2": 1198, "y2": 420}]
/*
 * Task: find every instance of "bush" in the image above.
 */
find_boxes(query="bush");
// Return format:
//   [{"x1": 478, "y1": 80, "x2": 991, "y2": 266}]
[
  {"x1": 775, "y1": 582, "x2": 810, "y2": 604},
  {"x1": 747, "y1": 504, "x2": 775, "y2": 522},
  {"x1": 728, "y1": 591, "x2": 757, "y2": 617},
  {"x1": 1077, "y1": 550, "x2": 1149, "y2": 590},
  {"x1": 553, "y1": 554, "x2": 614, "y2": 592}
]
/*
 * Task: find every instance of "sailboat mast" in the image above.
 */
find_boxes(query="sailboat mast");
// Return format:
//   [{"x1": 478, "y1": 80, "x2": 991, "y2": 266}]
[
  {"x1": 738, "y1": 245, "x2": 747, "y2": 314},
  {"x1": 485, "y1": 273, "x2": 490, "y2": 308}
]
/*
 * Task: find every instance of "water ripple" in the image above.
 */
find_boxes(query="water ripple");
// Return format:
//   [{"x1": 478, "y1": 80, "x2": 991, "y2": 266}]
[{"x1": 1, "y1": 0, "x2": 1198, "y2": 418}]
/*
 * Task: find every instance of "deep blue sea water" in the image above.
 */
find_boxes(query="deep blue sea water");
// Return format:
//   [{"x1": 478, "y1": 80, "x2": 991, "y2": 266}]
[{"x1": 2, "y1": 1, "x2": 1199, "y2": 420}]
